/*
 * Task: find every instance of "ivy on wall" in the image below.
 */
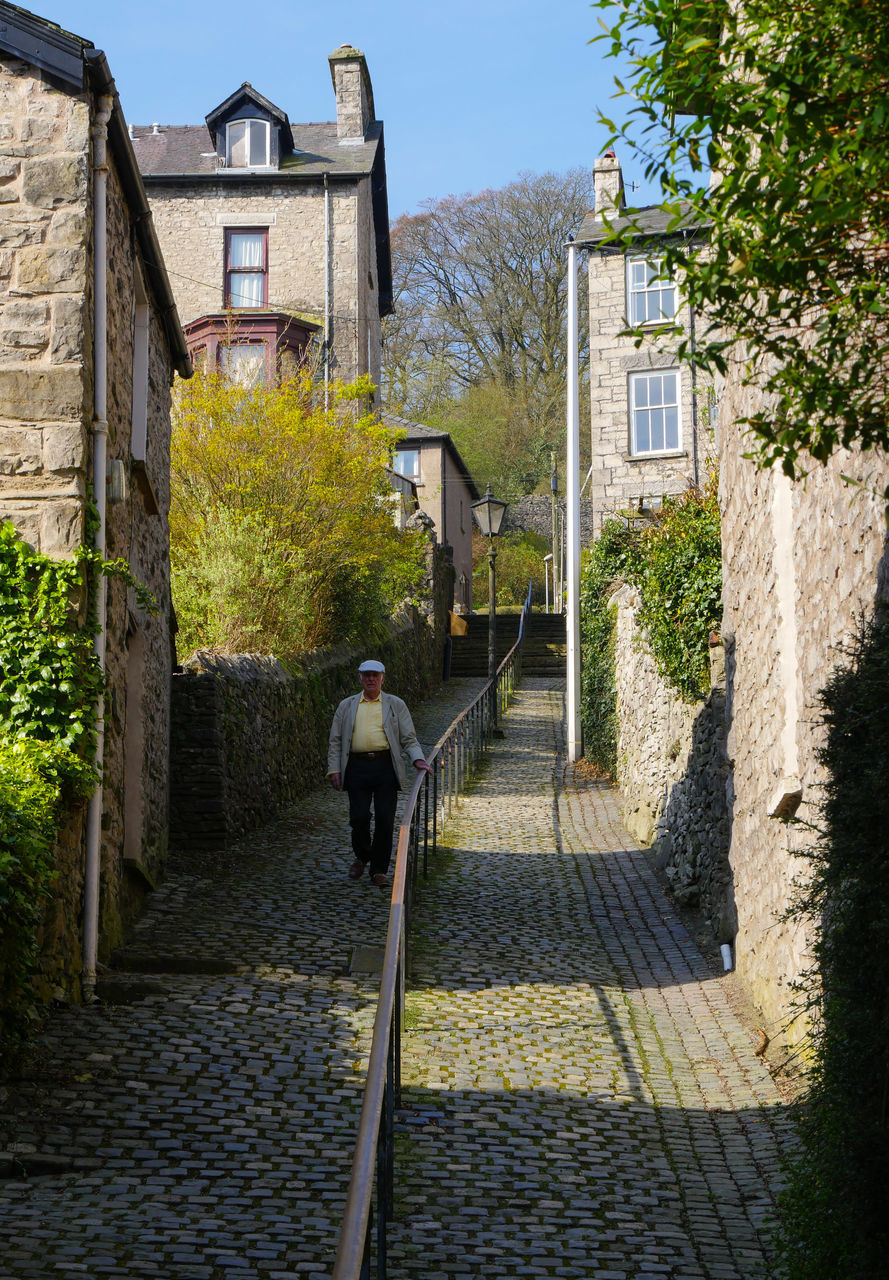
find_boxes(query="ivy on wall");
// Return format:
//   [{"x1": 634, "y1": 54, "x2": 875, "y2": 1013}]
[
  {"x1": 580, "y1": 481, "x2": 722, "y2": 772},
  {"x1": 0, "y1": 521, "x2": 144, "y2": 1057}
]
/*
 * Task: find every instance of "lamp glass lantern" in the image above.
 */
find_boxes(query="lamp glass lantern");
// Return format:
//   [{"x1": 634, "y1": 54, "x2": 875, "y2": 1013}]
[{"x1": 471, "y1": 484, "x2": 508, "y2": 539}]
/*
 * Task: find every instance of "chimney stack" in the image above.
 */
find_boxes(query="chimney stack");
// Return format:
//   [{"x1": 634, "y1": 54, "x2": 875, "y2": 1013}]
[
  {"x1": 329, "y1": 45, "x2": 375, "y2": 143},
  {"x1": 594, "y1": 151, "x2": 625, "y2": 219}
]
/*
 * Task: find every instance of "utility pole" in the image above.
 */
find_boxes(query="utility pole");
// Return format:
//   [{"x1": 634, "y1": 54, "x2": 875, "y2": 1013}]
[{"x1": 565, "y1": 235, "x2": 582, "y2": 762}]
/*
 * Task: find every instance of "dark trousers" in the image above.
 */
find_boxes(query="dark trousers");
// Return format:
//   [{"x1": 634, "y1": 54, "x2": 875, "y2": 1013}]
[{"x1": 344, "y1": 755, "x2": 399, "y2": 874}]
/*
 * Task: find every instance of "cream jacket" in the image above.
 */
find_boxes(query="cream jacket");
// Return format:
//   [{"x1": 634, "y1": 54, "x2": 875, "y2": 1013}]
[{"x1": 327, "y1": 691, "x2": 426, "y2": 790}]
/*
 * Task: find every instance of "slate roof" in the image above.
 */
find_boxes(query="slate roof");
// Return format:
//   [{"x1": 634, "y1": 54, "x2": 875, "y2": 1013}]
[
  {"x1": 132, "y1": 120, "x2": 383, "y2": 181},
  {"x1": 576, "y1": 200, "x2": 709, "y2": 247}
]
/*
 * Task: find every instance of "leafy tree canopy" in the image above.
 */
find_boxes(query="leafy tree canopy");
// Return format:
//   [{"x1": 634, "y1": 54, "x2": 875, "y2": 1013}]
[
  {"x1": 594, "y1": 0, "x2": 889, "y2": 482},
  {"x1": 384, "y1": 170, "x2": 594, "y2": 496}
]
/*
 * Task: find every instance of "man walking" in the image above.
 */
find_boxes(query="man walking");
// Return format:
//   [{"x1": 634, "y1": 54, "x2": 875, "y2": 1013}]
[{"x1": 327, "y1": 660, "x2": 432, "y2": 886}]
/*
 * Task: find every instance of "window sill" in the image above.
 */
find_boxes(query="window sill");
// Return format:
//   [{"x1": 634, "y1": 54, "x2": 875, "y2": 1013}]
[{"x1": 624, "y1": 450, "x2": 687, "y2": 462}]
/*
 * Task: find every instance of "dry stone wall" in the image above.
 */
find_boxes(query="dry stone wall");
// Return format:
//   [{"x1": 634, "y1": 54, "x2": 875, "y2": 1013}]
[
  {"x1": 170, "y1": 551, "x2": 450, "y2": 849},
  {"x1": 611, "y1": 585, "x2": 732, "y2": 941}
]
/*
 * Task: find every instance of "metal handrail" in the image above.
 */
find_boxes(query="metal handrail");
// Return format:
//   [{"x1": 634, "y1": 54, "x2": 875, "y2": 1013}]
[{"x1": 331, "y1": 584, "x2": 533, "y2": 1280}]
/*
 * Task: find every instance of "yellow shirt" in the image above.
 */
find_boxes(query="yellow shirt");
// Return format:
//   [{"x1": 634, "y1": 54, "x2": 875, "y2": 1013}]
[{"x1": 350, "y1": 695, "x2": 390, "y2": 753}]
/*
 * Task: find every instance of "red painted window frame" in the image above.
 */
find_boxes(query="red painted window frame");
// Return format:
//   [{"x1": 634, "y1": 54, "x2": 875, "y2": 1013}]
[{"x1": 224, "y1": 227, "x2": 269, "y2": 309}]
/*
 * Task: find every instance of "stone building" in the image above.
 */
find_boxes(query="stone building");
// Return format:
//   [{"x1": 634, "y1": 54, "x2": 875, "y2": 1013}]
[
  {"x1": 131, "y1": 47, "x2": 392, "y2": 394},
  {"x1": 384, "y1": 412, "x2": 479, "y2": 612},
  {"x1": 575, "y1": 153, "x2": 713, "y2": 535},
  {"x1": 0, "y1": 3, "x2": 190, "y2": 998}
]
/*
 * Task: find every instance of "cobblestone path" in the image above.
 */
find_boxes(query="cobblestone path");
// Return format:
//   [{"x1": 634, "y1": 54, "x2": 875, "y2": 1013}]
[
  {"x1": 0, "y1": 676, "x2": 794, "y2": 1280},
  {"x1": 389, "y1": 681, "x2": 793, "y2": 1280},
  {"x1": 0, "y1": 680, "x2": 484, "y2": 1280}
]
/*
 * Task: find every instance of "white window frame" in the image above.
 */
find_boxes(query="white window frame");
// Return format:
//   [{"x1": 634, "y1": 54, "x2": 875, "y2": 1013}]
[
  {"x1": 393, "y1": 448, "x2": 420, "y2": 483},
  {"x1": 626, "y1": 257, "x2": 677, "y2": 327},
  {"x1": 629, "y1": 368, "x2": 682, "y2": 457},
  {"x1": 226, "y1": 119, "x2": 271, "y2": 168}
]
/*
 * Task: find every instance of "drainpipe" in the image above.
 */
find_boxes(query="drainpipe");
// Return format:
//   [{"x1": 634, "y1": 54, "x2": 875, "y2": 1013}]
[
  {"x1": 688, "y1": 300, "x2": 700, "y2": 490},
  {"x1": 565, "y1": 235, "x2": 582, "y2": 762},
  {"x1": 82, "y1": 92, "x2": 114, "y2": 1003},
  {"x1": 324, "y1": 172, "x2": 331, "y2": 410}
]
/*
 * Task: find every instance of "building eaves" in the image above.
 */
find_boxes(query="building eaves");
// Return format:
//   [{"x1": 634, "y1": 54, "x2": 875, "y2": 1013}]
[
  {"x1": 0, "y1": 0, "x2": 89, "y2": 87},
  {"x1": 83, "y1": 50, "x2": 191, "y2": 379}
]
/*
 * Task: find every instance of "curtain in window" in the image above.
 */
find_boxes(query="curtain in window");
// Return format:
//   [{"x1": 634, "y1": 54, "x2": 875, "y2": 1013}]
[
  {"x1": 229, "y1": 233, "x2": 264, "y2": 307},
  {"x1": 220, "y1": 344, "x2": 266, "y2": 387}
]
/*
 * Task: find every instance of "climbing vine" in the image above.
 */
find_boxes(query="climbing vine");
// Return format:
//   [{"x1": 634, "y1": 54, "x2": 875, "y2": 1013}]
[
  {"x1": 0, "y1": 521, "x2": 146, "y2": 1055},
  {"x1": 580, "y1": 481, "x2": 722, "y2": 771}
]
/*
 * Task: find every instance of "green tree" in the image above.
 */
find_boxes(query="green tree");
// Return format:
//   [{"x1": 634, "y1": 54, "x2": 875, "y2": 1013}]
[
  {"x1": 170, "y1": 370, "x2": 425, "y2": 657},
  {"x1": 384, "y1": 170, "x2": 594, "y2": 496},
  {"x1": 593, "y1": 0, "x2": 889, "y2": 483}
]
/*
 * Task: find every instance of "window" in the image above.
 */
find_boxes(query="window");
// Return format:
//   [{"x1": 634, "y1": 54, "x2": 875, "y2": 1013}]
[
  {"x1": 627, "y1": 258, "x2": 677, "y2": 325},
  {"x1": 225, "y1": 229, "x2": 267, "y2": 308},
  {"x1": 629, "y1": 369, "x2": 681, "y2": 455},
  {"x1": 226, "y1": 119, "x2": 270, "y2": 167},
  {"x1": 220, "y1": 343, "x2": 267, "y2": 387},
  {"x1": 393, "y1": 449, "x2": 420, "y2": 482}
]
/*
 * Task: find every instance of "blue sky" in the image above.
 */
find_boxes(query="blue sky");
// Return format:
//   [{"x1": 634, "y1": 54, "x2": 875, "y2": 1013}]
[{"x1": 40, "y1": 0, "x2": 657, "y2": 220}]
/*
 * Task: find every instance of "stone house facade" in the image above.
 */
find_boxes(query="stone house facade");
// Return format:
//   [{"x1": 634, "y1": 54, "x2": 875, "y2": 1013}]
[
  {"x1": 0, "y1": 3, "x2": 190, "y2": 998},
  {"x1": 575, "y1": 153, "x2": 714, "y2": 535},
  {"x1": 384, "y1": 412, "x2": 478, "y2": 612},
  {"x1": 131, "y1": 47, "x2": 392, "y2": 395}
]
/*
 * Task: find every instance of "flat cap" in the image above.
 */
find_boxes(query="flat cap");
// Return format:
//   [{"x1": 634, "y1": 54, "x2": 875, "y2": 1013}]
[{"x1": 358, "y1": 659, "x2": 385, "y2": 674}]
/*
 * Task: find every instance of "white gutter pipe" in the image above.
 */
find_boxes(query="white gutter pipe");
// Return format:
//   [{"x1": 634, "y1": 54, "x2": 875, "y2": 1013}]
[
  {"x1": 82, "y1": 93, "x2": 113, "y2": 1002},
  {"x1": 565, "y1": 236, "x2": 582, "y2": 762}
]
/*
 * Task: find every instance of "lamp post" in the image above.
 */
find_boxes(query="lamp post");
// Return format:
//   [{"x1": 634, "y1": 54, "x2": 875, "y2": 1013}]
[
  {"x1": 543, "y1": 553, "x2": 553, "y2": 614},
  {"x1": 472, "y1": 484, "x2": 508, "y2": 688}
]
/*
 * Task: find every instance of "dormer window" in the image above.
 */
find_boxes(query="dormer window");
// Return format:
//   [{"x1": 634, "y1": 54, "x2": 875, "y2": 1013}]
[{"x1": 226, "y1": 119, "x2": 270, "y2": 167}]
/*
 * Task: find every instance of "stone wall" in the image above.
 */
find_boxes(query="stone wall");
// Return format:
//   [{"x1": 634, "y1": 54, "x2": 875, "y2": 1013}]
[
  {"x1": 0, "y1": 54, "x2": 90, "y2": 554},
  {"x1": 97, "y1": 153, "x2": 176, "y2": 954},
  {"x1": 719, "y1": 379, "x2": 889, "y2": 1048},
  {"x1": 0, "y1": 55, "x2": 179, "y2": 995},
  {"x1": 503, "y1": 496, "x2": 596, "y2": 547},
  {"x1": 170, "y1": 547, "x2": 450, "y2": 849},
  {"x1": 611, "y1": 585, "x2": 732, "y2": 941}
]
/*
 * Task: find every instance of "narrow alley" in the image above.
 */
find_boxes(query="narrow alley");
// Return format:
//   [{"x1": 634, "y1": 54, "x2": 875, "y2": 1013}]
[{"x1": 0, "y1": 677, "x2": 793, "y2": 1280}]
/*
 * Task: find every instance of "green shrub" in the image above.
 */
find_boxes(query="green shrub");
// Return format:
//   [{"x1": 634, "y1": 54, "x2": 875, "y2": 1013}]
[
  {"x1": 579, "y1": 480, "x2": 722, "y2": 771},
  {"x1": 579, "y1": 519, "x2": 642, "y2": 773},
  {"x1": 635, "y1": 483, "x2": 723, "y2": 701},
  {"x1": 0, "y1": 521, "x2": 116, "y2": 1058}
]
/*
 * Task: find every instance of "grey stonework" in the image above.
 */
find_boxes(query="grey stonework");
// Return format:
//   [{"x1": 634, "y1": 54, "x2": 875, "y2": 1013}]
[
  {"x1": 0, "y1": 34, "x2": 188, "y2": 1000},
  {"x1": 503, "y1": 495, "x2": 596, "y2": 546},
  {"x1": 610, "y1": 585, "x2": 732, "y2": 942}
]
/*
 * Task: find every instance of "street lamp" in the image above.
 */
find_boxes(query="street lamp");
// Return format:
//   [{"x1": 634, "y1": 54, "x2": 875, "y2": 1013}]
[{"x1": 472, "y1": 483, "x2": 508, "y2": 684}]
